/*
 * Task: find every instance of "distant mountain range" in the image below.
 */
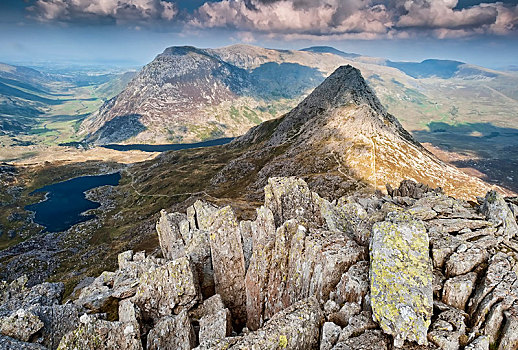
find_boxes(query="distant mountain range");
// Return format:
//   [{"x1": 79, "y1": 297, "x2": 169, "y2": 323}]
[{"x1": 77, "y1": 44, "x2": 518, "y2": 147}]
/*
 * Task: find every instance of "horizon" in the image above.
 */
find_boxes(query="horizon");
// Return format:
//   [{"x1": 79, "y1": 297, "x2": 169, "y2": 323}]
[{"x1": 1, "y1": 0, "x2": 518, "y2": 69}]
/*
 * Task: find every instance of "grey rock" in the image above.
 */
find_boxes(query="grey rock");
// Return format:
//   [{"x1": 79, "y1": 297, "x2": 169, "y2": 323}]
[
  {"x1": 146, "y1": 310, "x2": 195, "y2": 350},
  {"x1": 334, "y1": 329, "x2": 389, "y2": 350},
  {"x1": 239, "y1": 220, "x2": 253, "y2": 271},
  {"x1": 370, "y1": 211, "x2": 433, "y2": 348},
  {"x1": 442, "y1": 272, "x2": 478, "y2": 310},
  {"x1": 334, "y1": 260, "x2": 369, "y2": 306},
  {"x1": 57, "y1": 314, "x2": 142, "y2": 350},
  {"x1": 0, "y1": 308, "x2": 43, "y2": 342},
  {"x1": 481, "y1": 190, "x2": 518, "y2": 240},
  {"x1": 465, "y1": 336, "x2": 489, "y2": 350},
  {"x1": 0, "y1": 335, "x2": 47, "y2": 349},
  {"x1": 427, "y1": 309, "x2": 466, "y2": 350},
  {"x1": 245, "y1": 205, "x2": 276, "y2": 330},
  {"x1": 328, "y1": 302, "x2": 362, "y2": 328},
  {"x1": 156, "y1": 210, "x2": 187, "y2": 260},
  {"x1": 30, "y1": 303, "x2": 80, "y2": 350},
  {"x1": 321, "y1": 322, "x2": 342, "y2": 350},
  {"x1": 199, "y1": 308, "x2": 232, "y2": 345},
  {"x1": 132, "y1": 256, "x2": 200, "y2": 321},
  {"x1": 445, "y1": 245, "x2": 488, "y2": 277},
  {"x1": 207, "y1": 205, "x2": 247, "y2": 325},
  {"x1": 498, "y1": 307, "x2": 518, "y2": 350}
]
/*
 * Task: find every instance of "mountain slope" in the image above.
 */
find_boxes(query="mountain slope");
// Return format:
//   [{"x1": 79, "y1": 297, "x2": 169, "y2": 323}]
[{"x1": 211, "y1": 65, "x2": 502, "y2": 200}]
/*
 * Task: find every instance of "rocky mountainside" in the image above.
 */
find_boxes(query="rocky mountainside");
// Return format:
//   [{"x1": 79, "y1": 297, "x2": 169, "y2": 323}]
[
  {"x1": 210, "y1": 65, "x2": 506, "y2": 200},
  {"x1": 80, "y1": 45, "x2": 339, "y2": 145},
  {"x1": 1, "y1": 176, "x2": 518, "y2": 349}
]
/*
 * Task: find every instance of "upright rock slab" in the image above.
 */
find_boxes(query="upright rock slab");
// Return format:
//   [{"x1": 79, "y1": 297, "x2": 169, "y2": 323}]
[
  {"x1": 370, "y1": 211, "x2": 433, "y2": 348},
  {"x1": 208, "y1": 206, "x2": 247, "y2": 325},
  {"x1": 481, "y1": 190, "x2": 518, "y2": 240}
]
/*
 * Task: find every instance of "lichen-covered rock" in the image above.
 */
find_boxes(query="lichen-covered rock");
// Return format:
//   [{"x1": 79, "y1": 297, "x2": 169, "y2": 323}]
[
  {"x1": 57, "y1": 314, "x2": 142, "y2": 350},
  {"x1": 193, "y1": 200, "x2": 219, "y2": 231},
  {"x1": 0, "y1": 308, "x2": 43, "y2": 342},
  {"x1": 370, "y1": 211, "x2": 433, "y2": 348},
  {"x1": 207, "y1": 206, "x2": 247, "y2": 324},
  {"x1": 156, "y1": 210, "x2": 187, "y2": 260},
  {"x1": 442, "y1": 272, "x2": 478, "y2": 310},
  {"x1": 132, "y1": 256, "x2": 200, "y2": 321},
  {"x1": 146, "y1": 310, "x2": 195, "y2": 350},
  {"x1": 231, "y1": 297, "x2": 323, "y2": 350},
  {"x1": 199, "y1": 308, "x2": 233, "y2": 345},
  {"x1": 245, "y1": 206, "x2": 277, "y2": 330},
  {"x1": 481, "y1": 190, "x2": 518, "y2": 240}
]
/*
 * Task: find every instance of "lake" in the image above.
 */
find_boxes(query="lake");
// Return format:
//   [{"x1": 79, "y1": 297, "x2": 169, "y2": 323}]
[
  {"x1": 25, "y1": 173, "x2": 121, "y2": 233},
  {"x1": 101, "y1": 137, "x2": 234, "y2": 152}
]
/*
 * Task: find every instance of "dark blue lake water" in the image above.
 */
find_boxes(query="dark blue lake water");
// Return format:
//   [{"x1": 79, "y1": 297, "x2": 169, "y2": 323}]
[
  {"x1": 25, "y1": 173, "x2": 121, "y2": 233},
  {"x1": 101, "y1": 137, "x2": 234, "y2": 152}
]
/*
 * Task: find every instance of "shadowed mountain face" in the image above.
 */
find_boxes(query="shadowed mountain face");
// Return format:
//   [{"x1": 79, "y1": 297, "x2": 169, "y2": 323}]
[{"x1": 210, "y1": 65, "x2": 506, "y2": 200}]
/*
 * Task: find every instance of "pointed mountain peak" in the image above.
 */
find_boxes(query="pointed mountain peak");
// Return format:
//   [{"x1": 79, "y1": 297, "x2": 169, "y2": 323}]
[
  {"x1": 259, "y1": 65, "x2": 391, "y2": 146},
  {"x1": 303, "y1": 65, "x2": 384, "y2": 113}
]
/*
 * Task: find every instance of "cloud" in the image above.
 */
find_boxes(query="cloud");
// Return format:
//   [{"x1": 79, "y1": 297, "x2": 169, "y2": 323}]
[
  {"x1": 28, "y1": 0, "x2": 178, "y2": 24},
  {"x1": 25, "y1": 0, "x2": 518, "y2": 39},
  {"x1": 189, "y1": 0, "x2": 518, "y2": 39}
]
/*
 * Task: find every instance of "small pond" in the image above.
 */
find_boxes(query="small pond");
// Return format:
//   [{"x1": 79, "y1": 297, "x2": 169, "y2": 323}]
[{"x1": 25, "y1": 173, "x2": 121, "y2": 232}]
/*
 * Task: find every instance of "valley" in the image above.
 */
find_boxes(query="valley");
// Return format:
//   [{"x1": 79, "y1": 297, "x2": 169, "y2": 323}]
[{"x1": 1, "y1": 45, "x2": 517, "y2": 299}]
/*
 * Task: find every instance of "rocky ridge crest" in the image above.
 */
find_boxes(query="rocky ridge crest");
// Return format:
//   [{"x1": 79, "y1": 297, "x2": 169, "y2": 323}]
[{"x1": 1, "y1": 177, "x2": 518, "y2": 349}]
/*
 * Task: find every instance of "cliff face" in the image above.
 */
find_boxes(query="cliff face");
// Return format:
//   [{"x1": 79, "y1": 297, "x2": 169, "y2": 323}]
[{"x1": 2, "y1": 177, "x2": 518, "y2": 349}]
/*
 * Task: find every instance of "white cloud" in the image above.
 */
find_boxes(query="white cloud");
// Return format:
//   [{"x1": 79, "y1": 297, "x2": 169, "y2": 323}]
[
  {"x1": 29, "y1": 0, "x2": 178, "y2": 24},
  {"x1": 189, "y1": 0, "x2": 518, "y2": 39}
]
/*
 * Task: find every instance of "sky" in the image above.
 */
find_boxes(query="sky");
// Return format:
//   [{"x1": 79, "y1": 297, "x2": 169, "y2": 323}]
[{"x1": 1, "y1": 0, "x2": 517, "y2": 69}]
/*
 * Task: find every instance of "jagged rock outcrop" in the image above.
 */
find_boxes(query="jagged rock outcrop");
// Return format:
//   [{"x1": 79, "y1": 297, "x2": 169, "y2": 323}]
[{"x1": 2, "y1": 176, "x2": 517, "y2": 349}]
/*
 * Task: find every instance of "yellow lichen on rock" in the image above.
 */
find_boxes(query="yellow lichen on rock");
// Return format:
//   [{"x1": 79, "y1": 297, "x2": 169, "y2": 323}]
[{"x1": 370, "y1": 211, "x2": 433, "y2": 348}]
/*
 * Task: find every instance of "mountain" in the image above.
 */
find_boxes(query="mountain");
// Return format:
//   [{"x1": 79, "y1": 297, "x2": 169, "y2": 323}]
[
  {"x1": 386, "y1": 59, "x2": 501, "y2": 79},
  {"x1": 210, "y1": 65, "x2": 499, "y2": 200},
  {"x1": 301, "y1": 45, "x2": 360, "y2": 58},
  {"x1": 81, "y1": 45, "x2": 352, "y2": 145}
]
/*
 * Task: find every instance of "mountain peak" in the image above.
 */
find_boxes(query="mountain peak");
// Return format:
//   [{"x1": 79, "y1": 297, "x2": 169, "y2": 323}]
[
  {"x1": 302, "y1": 65, "x2": 384, "y2": 113},
  {"x1": 260, "y1": 65, "x2": 390, "y2": 146}
]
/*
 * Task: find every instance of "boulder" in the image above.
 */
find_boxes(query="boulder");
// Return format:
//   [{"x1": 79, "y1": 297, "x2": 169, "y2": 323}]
[
  {"x1": 199, "y1": 308, "x2": 233, "y2": 345},
  {"x1": 481, "y1": 190, "x2": 518, "y2": 240},
  {"x1": 132, "y1": 256, "x2": 200, "y2": 321},
  {"x1": 146, "y1": 310, "x2": 195, "y2": 350},
  {"x1": 427, "y1": 309, "x2": 466, "y2": 350},
  {"x1": 442, "y1": 272, "x2": 478, "y2": 310},
  {"x1": 370, "y1": 211, "x2": 433, "y2": 348},
  {"x1": 445, "y1": 245, "x2": 488, "y2": 277},
  {"x1": 57, "y1": 314, "x2": 142, "y2": 350},
  {"x1": 321, "y1": 322, "x2": 342, "y2": 350},
  {"x1": 498, "y1": 307, "x2": 518, "y2": 350},
  {"x1": 30, "y1": 304, "x2": 81, "y2": 350},
  {"x1": 0, "y1": 308, "x2": 43, "y2": 342}
]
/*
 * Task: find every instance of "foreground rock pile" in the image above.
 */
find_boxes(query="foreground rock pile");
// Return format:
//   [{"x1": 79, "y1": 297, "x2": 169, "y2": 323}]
[{"x1": 1, "y1": 177, "x2": 518, "y2": 349}]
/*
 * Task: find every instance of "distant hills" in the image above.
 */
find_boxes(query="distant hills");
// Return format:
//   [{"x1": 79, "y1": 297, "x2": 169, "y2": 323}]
[{"x1": 300, "y1": 46, "x2": 360, "y2": 58}]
